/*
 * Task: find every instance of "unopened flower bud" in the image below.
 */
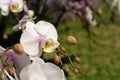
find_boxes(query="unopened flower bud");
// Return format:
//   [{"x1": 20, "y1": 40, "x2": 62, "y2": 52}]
[
  {"x1": 97, "y1": 8, "x2": 102, "y2": 15},
  {"x1": 7, "y1": 66, "x2": 14, "y2": 76},
  {"x1": 73, "y1": 68, "x2": 79, "y2": 74},
  {"x1": 63, "y1": 67, "x2": 69, "y2": 74},
  {"x1": 13, "y1": 43, "x2": 24, "y2": 55},
  {"x1": 74, "y1": 56, "x2": 80, "y2": 63},
  {"x1": 53, "y1": 55, "x2": 61, "y2": 64},
  {"x1": 59, "y1": 46, "x2": 66, "y2": 53},
  {"x1": 67, "y1": 35, "x2": 77, "y2": 45}
]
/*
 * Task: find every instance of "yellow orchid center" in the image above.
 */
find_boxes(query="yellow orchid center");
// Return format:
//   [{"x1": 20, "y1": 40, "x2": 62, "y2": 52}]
[
  {"x1": 10, "y1": 3, "x2": 19, "y2": 12},
  {"x1": 42, "y1": 40, "x2": 54, "y2": 52}
]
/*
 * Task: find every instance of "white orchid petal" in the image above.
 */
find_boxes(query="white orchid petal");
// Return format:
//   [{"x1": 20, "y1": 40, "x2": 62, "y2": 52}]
[
  {"x1": 13, "y1": 53, "x2": 31, "y2": 75},
  {"x1": 35, "y1": 21, "x2": 51, "y2": 35},
  {"x1": 35, "y1": 21, "x2": 58, "y2": 41},
  {"x1": 0, "y1": 0, "x2": 9, "y2": 15},
  {"x1": 20, "y1": 61, "x2": 47, "y2": 80},
  {"x1": 10, "y1": 0, "x2": 23, "y2": 12},
  {"x1": 52, "y1": 41, "x2": 60, "y2": 49},
  {"x1": 33, "y1": 57, "x2": 45, "y2": 64},
  {"x1": 20, "y1": 21, "x2": 40, "y2": 56},
  {"x1": 20, "y1": 58, "x2": 66, "y2": 80},
  {"x1": 1, "y1": 10, "x2": 9, "y2": 16},
  {"x1": 41, "y1": 63, "x2": 66, "y2": 80},
  {"x1": 0, "y1": 4, "x2": 9, "y2": 16}
]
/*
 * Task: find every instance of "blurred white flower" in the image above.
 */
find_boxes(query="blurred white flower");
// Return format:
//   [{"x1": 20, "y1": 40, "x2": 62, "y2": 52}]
[
  {"x1": 20, "y1": 57, "x2": 66, "y2": 80},
  {"x1": 20, "y1": 21, "x2": 60, "y2": 60},
  {"x1": 0, "y1": 0, "x2": 23, "y2": 16},
  {"x1": 85, "y1": 7, "x2": 97, "y2": 26},
  {"x1": 23, "y1": 1, "x2": 34, "y2": 18}
]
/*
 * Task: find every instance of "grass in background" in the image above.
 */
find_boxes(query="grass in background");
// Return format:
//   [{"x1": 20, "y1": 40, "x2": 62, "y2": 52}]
[{"x1": 57, "y1": 19, "x2": 120, "y2": 80}]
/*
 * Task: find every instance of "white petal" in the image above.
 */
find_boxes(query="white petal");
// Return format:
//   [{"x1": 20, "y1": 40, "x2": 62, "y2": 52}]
[
  {"x1": 11, "y1": 0, "x2": 23, "y2": 12},
  {"x1": 52, "y1": 41, "x2": 60, "y2": 49},
  {"x1": 20, "y1": 61, "x2": 47, "y2": 80},
  {"x1": 1, "y1": 10, "x2": 9, "y2": 16},
  {"x1": 41, "y1": 63, "x2": 66, "y2": 80},
  {"x1": 35, "y1": 21, "x2": 58, "y2": 41},
  {"x1": 33, "y1": 57, "x2": 45, "y2": 64},
  {"x1": 20, "y1": 21, "x2": 40, "y2": 57},
  {"x1": 13, "y1": 53, "x2": 31, "y2": 75},
  {"x1": 0, "y1": 0, "x2": 10, "y2": 16},
  {"x1": 0, "y1": 46, "x2": 5, "y2": 54}
]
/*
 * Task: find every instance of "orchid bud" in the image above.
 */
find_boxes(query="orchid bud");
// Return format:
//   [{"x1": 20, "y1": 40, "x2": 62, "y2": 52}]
[
  {"x1": 67, "y1": 35, "x2": 77, "y2": 45},
  {"x1": 63, "y1": 67, "x2": 69, "y2": 74},
  {"x1": 13, "y1": 43, "x2": 24, "y2": 55},
  {"x1": 73, "y1": 68, "x2": 79, "y2": 74},
  {"x1": 59, "y1": 46, "x2": 66, "y2": 53},
  {"x1": 74, "y1": 56, "x2": 80, "y2": 63},
  {"x1": 0, "y1": 69, "x2": 4, "y2": 79},
  {"x1": 53, "y1": 55, "x2": 61, "y2": 64},
  {"x1": 7, "y1": 66, "x2": 14, "y2": 76},
  {"x1": 97, "y1": 8, "x2": 102, "y2": 15}
]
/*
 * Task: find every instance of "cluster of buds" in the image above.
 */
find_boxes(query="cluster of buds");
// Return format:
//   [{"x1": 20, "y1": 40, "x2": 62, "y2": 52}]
[{"x1": 52, "y1": 35, "x2": 84, "y2": 75}]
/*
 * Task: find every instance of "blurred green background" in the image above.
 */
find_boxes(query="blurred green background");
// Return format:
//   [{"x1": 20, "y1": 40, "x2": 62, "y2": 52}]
[{"x1": 57, "y1": 4, "x2": 120, "y2": 79}]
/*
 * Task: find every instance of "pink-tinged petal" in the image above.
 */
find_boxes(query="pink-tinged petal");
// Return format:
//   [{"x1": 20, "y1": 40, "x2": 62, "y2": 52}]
[
  {"x1": 20, "y1": 61, "x2": 47, "y2": 80},
  {"x1": 35, "y1": 21, "x2": 58, "y2": 41},
  {"x1": 41, "y1": 63, "x2": 66, "y2": 80},
  {"x1": 20, "y1": 21, "x2": 40, "y2": 57},
  {"x1": 4, "y1": 50, "x2": 30, "y2": 76}
]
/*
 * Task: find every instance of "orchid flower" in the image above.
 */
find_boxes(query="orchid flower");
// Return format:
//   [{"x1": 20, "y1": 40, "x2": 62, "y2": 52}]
[
  {"x1": 20, "y1": 21, "x2": 60, "y2": 60},
  {"x1": 85, "y1": 7, "x2": 97, "y2": 26},
  {"x1": 0, "y1": 46, "x2": 30, "y2": 79},
  {"x1": 0, "y1": 0, "x2": 23, "y2": 16},
  {"x1": 20, "y1": 57, "x2": 66, "y2": 80},
  {"x1": 12, "y1": 15, "x2": 35, "y2": 32}
]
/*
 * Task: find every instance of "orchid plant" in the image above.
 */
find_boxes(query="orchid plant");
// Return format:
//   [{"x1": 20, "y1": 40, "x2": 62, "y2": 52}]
[
  {"x1": 0, "y1": 0, "x2": 84, "y2": 80},
  {"x1": 0, "y1": 19, "x2": 83, "y2": 80},
  {"x1": 0, "y1": 20, "x2": 66, "y2": 80}
]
